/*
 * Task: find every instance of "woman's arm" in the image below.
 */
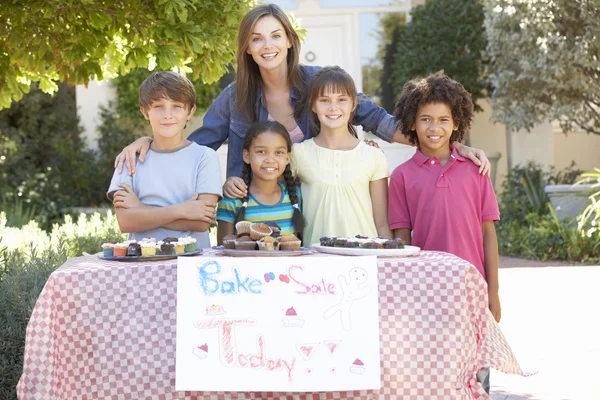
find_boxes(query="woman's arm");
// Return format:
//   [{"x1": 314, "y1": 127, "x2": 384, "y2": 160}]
[
  {"x1": 483, "y1": 220, "x2": 501, "y2": 322},
  {"x1": 217, "y1": 221, "x2": 235, "y2": 245},
  {"x1": 454, "y1": 142, "x2": 491, "y2": 175},
  {"x1": 369, "y1": 178, "x2": 392, "y2": 238}
]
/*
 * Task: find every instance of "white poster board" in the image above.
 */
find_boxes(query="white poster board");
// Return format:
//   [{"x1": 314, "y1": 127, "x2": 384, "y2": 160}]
[{"x1": 176, "y1": 256, "x2": 380, "y2": 392}]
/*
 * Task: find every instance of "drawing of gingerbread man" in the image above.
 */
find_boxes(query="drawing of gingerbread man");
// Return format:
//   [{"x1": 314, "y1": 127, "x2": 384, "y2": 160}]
[{"x1": 323, "y1": 267, "x2": 371, "y2": 330}]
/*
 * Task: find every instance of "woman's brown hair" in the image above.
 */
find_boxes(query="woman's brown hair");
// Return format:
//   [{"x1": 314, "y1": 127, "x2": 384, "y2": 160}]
[{"x1": 235, "y1": 4, "x2": 306, "y2": 120}]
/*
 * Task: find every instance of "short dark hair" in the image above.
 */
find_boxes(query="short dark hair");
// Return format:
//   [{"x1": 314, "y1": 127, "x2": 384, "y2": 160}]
[
  {"x1": 394, "y1": 71, "x2": 474, "y2": 145},
  {"x1": 139, "y1": 71, "x2": 196, "y2": 111}
]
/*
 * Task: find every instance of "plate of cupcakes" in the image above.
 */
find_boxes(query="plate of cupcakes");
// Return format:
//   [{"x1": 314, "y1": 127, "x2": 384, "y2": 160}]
[
  {"x1": 311, "y1": 235, "x2": 420, "y2": 257},
  {"x1": 218, "y1": 221, "x2": 313, "y2": 257},
  {"x1": 99, "y1": 236, "x2": 202, "y2": 261}
]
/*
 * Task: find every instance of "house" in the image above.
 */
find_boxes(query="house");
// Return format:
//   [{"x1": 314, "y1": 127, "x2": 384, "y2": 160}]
[{"x1": 76, "y1": 0, "x2": 600, "y2": 188}]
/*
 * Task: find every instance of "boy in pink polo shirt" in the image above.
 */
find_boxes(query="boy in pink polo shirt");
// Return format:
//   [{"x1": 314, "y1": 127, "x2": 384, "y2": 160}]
[{"x1": 388, "y1": 71, "x2": 500, "y2": 394}]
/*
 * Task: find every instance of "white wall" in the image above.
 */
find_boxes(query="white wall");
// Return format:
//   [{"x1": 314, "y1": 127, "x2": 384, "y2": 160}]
[{"x1": 75, "y1": 81, "x2": 116, "y2": 151}]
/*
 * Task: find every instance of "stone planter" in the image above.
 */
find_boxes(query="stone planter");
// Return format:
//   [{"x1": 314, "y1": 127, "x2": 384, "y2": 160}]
[{"x1": 544, "y1": 184, "x2": 595, "y2": 223}]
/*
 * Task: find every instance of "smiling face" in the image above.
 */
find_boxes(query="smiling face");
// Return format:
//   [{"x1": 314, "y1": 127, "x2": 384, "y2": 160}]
[
  {"x1": 243, "y1": 131, "x2": 291, "y2": 183},
  {"x1": 141, "y1": 97, "x2": 195, "y2": 145},
  {"x1": 412, "y1": 102, "x2": 457, "y2": 159},
  {"x1": 246, "y1": 15, "x2": 291, "y2": 72},
  {"x1": 349, "y1": 268, "x2": 368, "y2": 285},
  {"x1": 312, "y1": 86, "x2": 356, "y2": 133}
]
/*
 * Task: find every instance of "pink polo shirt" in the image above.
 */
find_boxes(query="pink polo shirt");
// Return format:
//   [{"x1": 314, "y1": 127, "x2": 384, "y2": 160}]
[{"x1": 388, "y1": 147, "x2": 500, "y2": 279}]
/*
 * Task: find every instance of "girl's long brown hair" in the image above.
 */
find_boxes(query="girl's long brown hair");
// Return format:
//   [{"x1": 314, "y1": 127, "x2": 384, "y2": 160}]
[{"x1": 235, "y1": 4, "x2": 307, "y2": 121}]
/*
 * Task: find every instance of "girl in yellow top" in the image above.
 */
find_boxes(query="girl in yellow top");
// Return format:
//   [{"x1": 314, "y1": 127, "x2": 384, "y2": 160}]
[{"x1": 291, "y1": 66, "x2": 392, "y2": 245}]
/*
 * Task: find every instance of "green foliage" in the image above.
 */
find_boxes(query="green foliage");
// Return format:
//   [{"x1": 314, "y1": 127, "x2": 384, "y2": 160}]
[
  {"x1": 392, "y1": 0, "x2": 488, "y2": 111},
  {"x1": 484, "y1": 0, "x2": 600, "y2": 135},
  {"x1": 577, "y1": 168, "x2": 600, "y2": 236},
  {"x1": 0, "y1": 0, "x2": 255, "y2": 110},
  {"x1": 0, "y1": 83, "x2": 110, "y2": 230},
  {"x1": 496, "y1": 162, "x2": 599, "y2": 263}
]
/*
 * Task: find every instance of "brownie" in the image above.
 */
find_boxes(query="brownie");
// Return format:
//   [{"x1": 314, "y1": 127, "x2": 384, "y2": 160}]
[
  {"x1": 382, "y1": 238, "x2": 405, "y2": 249},
  {"x1": 126, "y1": 242, "x2": 142, "y2": 256},
  {"x1": 334, "y1": 238, "x2": 347, "y2": 247},
  {"x1": 361, "y1": 241, "x2": 381, "y2": 249},
  {"x1": 344, "y1": 240, "x2": 360, "y2": 248}
]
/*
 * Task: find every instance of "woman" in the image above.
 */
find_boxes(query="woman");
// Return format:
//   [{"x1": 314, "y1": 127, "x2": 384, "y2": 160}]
[{"x1": 114, "y1": 3, "x2": 489, "y2": 197}]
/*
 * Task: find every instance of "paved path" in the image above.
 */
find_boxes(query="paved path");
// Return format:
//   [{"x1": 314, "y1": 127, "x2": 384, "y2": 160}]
[{"x1": 490, "y1": 257, "x2": 600, "y2": 400}]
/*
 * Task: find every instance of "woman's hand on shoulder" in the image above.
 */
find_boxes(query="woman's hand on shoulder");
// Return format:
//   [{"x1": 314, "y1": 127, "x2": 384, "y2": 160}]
[
  {"x1": 114, "y1": 137, "x2": 153, "y2": 175},
  {"x1": 455, "y1": 143, "x2": 490, "y2": 176},
  {"x1": 223, "y1": 176, "x2": 248, "y2": 199},
  {"x1": 363, "y1": 139, "x2": 382, "y2": 150}
]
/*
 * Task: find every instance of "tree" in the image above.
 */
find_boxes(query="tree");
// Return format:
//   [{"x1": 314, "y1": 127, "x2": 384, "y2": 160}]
[
  {"x1": 391, "y1": 0, "x2": 488, "y2": 111},
  {"x1": 0, "y1": 0, "x2": 254, "y2": 110},
  {"x1": 484, "y1": 0, "x2": 600, "y2": 135}
]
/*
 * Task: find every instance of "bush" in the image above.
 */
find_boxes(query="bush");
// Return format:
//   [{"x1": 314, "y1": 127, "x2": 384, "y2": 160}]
[{"x1": 496, "y1": 162, "x2": 599, "y2": 263}]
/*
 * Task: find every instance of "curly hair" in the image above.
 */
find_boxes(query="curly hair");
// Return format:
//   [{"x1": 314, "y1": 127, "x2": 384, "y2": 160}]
[{"x1": 394, "y1": 71, "x2": 474, "y2": 146}]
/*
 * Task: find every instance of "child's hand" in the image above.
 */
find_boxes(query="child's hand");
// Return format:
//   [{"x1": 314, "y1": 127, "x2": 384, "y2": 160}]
[
  {"x1": 179, "y1": 197, "x2": 217, "y2": 223},
  {"x1": 489, "y1": 290, "x2": 501, "y2": 323},
  {"x1": 223, "y1": 176, "x2": 248, "y2": 199},
  {"x1": 113, "y1": 184, "x2": 144, "y2": 209}
]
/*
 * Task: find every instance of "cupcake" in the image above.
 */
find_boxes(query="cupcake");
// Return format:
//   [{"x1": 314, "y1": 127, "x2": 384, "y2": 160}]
[
  {"x1": 174, "y1": 241, "x2": 185, "y2": 254},
  {"x1": 222, "y1": 234, "x2": 238, "y2": 249},
  {"x1": 350, "y1": 358, "x2": 365, "y2": 374},
  {"x1": 159, "y1": 242, "x2": 175, "y2": 255},
  {"x1": 282, "y1": 306, "x2": 305, "y2": 328},
  {"x1": 258, "y1": 236, "x2": 280, "y2": 251},
  {"x1": 280, "y1": 234, "x2": 301, "y2": 250},
  {"x1": 101, "y1": 242, "x2": 115, "y2": 257},
  {"x1": 250, "y1": 223, "x2": 272, "y2": 240},
  {"x1": 126, "y1": 242, "x2": 142, "y2": 256},
  {"x1": 113, "y1": 243, "x2": 128, "y2": 257},
  {"x1": 235, "y1": 221, "x2": 252, "y2": 235},
  {"x1": 235, "y1": 236, "x2": 257, "y2": 250},
  {"x1": 181, "y1": 236, "x2": 197, "y2": 252},
  {"x1": 141, "y1": 242, "x2": 156, "y2": 256},
  {"x1": 163, "y1": 237, "x2": 179, "y2": 244}
]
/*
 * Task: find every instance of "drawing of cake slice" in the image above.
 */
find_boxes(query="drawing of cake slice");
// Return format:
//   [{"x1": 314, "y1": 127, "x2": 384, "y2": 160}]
[
  {"x1": 192, "y1": 343, "x2": 208, "y2": 359},
  {"x1": 350, "y1": 358, "x2": 365, "y2": 374},
  {"x1": 205, "y1": 304, "x2": 225, "y2": 316},
  {"x1": 282, "y1": 306, "x2": 305, "y2": 327}
]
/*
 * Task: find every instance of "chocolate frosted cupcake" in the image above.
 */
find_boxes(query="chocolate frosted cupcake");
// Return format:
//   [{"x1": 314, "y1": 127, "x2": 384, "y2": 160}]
[
  {"x1": 126, "y1": 242, "x2": 142, "y2": 256},
  {"x1": 361, "y1": 241, "x2": 382, "y2": 249},
  {"x1": 160, "y1": 242, "x2": 175, "y2": 255},
  {"x1": 334, "y1": 238, "x2": 347, "y2": 247},
  {"x1": 163, "y1": 237, "x2": 179, "y2": 244}
]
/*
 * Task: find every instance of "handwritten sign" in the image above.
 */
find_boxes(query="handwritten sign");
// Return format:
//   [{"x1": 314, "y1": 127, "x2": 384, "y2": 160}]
[{"x1": 176, "y1": 256, "x2": 380, "y2": 392}]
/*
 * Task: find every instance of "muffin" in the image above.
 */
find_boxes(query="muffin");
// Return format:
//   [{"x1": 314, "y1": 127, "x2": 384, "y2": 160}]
[
  {"x1": 258, "y1": 236, "x2": 280, "y2": 251},
  {"x1": 250, "y1": 223, "x2": 272, "y2": 240},
  {"x1": 126, "y1": 242, "x2": 142, "y2": 256},
  {"x1": 235, "y1": 236, "x2": 257, "y2": 250},
  {"x1": 280, "y1": 234, "x2": 301, "y2": 250},
  {"x1": 235, "y1": 221, "x2": 252, "y2": 235},
  {"x1": 222, "y1": 234, "x2": 238, "y2": 249},
  {"x1": 264, "y1": 222, "x2": 282, "y2": 237}
]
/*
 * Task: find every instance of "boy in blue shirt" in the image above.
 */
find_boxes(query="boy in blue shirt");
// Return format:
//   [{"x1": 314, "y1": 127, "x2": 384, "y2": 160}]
[{"x1": 107, "y1": 71, "x2": 222, "y2": 248}]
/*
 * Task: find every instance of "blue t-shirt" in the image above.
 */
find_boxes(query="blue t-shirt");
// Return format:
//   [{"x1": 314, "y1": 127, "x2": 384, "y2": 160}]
[
  {"x1": 107, "y1": 142, "x2": 222, "y2": 248},
  {"x1": 217, "y1": 181, "x2": 302, "y2": 235}
]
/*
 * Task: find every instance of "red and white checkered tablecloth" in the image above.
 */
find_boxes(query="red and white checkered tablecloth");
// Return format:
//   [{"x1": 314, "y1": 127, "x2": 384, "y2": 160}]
[{"x1": 17, "y1": 250, "x2": 527, "y2": 400}]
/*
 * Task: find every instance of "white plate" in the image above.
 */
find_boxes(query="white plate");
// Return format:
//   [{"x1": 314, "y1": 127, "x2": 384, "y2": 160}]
[{"x1": 310, "y1": 243, "x2": 420, "y2": 257}]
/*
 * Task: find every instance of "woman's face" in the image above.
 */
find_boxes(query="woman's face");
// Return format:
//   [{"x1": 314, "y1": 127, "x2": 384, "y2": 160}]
[{"x1": 246, "y1": 15, "x2": 291, "y2": 72}]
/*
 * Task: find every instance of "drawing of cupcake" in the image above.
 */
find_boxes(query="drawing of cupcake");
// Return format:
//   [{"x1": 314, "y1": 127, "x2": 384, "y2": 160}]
[
  {"x1": 192, "y1": 343, "x2": 209, "y2": 359},
  {"x1": 350, "y1": 358, "x2": 365, "y2": 374},
  {"x1": 282, "y1": 306, "x2": 305, "y2": 328}
]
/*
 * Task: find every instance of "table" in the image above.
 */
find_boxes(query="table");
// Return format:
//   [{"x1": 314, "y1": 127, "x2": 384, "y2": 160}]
[{"x1": 17, "y1": 250, "x2": 527, "y2": 399}]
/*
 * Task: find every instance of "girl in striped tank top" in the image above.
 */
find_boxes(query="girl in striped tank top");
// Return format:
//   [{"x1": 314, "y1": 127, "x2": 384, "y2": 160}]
[{"x1": 216, "y1": 121, "x2": 305, "y2": 244}]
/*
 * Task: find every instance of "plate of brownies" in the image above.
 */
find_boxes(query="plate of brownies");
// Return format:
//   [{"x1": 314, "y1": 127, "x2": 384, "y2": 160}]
[
  {"x1": 311, "y1": 236, "x2": 420, "y2": 257},
  {"x1": 98, "y1": 236, "x2": 202, "y2": 261}
]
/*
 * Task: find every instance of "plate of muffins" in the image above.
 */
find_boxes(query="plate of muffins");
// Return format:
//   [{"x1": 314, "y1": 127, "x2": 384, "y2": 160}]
[
  {"x1": 311, "y1": 235, "x2": 420, "y2": 257},
  {"x1": 219, "y1": 221, "x2": 313, "y2": 257},
  {"x1": 99, "y1": 236, "x2": 202, "y2": 261}
]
